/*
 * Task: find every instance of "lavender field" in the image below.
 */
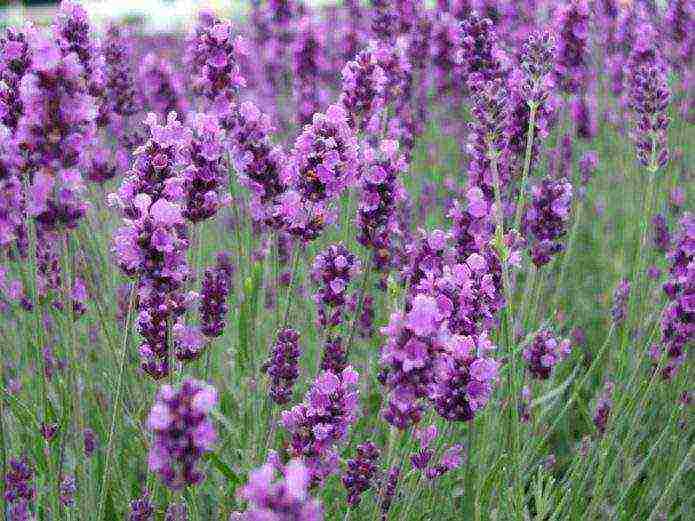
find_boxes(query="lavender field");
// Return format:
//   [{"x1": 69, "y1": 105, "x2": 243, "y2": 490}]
[{"x1": 0, "y1": 1, "x2": 693, "y2": 519}]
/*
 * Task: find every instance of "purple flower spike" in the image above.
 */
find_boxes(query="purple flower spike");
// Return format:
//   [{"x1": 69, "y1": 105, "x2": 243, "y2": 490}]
[
  {"x1": 128, "y1": 493, "x2": 155, "y2": 521},
  {"x1": 343, "y1": 442, "x2": 380, "y2": 507},
  {"x1": 147, "y1": 379, "x2": 218, "y2": 490},
  {"x1": 523, "y1": 176, "x2": 573, "y2": 268},
  {"x1": 4, "y1": 456, "x2": 35, "y2": 518},
  {"x1": 593, "y1": 380, "x2": 614, "y2": 436},
  {"x1": 340, "y1": 48, "x2": 387, "y2": 131},
  {"x1": 233, "y1": 456, "x2": 324, "y2": 520},
  {"x1": 523, "y1": 329, "x2": 572, "y2": 380},
  {"x1": 281, "y1": 367, "x2": 360, "y2": 484},
  {"x1": 611, "y1": 278, "x2": 631, "y2": 325},
  {"x1": 262, "y1": 328, "x2": 301, "y2": 405},
  {"x1": 200, "y1": 253, "x2": 233, "y2": 338},
  {"x1": 311, "y1": 243, "x2": 361, "y2": 329}
]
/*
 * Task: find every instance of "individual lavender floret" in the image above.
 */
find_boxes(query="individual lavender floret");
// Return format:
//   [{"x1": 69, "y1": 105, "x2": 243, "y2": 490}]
[
  {"x1": 523, "y1": 329, "x2": 572, "y2": 380},
  {"x1": 611, "y1": 278, "x2": 631, "y2": 325},
  {"x1": 262, "y1": 328, "x2": 301, "y2": 405},
  {"x1": 523, "y1": 176, "x2": 573, "y2": 268},
  {"x1": 185, "y1": 10, "x2": 246, "y2": 119},
  {"x1": 233, "y1": 456, "x2": 324, "y2": 520},
  {"x1": 279, "y1": 104, "x2": 359, "y2": 241},
  {"x1": 0, "y1": 26, "x2": 31, "y2": 131},
  {"x1": 379, "y1": 466, "x2": 400, "y2": 521},
  {"x1": 281, "y1": 367, "x2": 360, "y2": 484},
  {"x1": 626, "y1": 45, "x2": 671, "y2": 171},
  {"x1": 655, "y1": 212, "x2": 694, "y2": 379},
  {"x1": 593, "y1": 381, "x2": 614, "y2": 436},
  {"x1": 229, "y1": 101, "x2": 287, "y2": 225},
  {"x1": 147, "y1": 379, "x2": 218, "y2": 490},
  {"x1": 554, "y1": 0, "x2": 590, "y2": 94},
  {"x1": 343, "y1": 442, "x2": 380, "y2": 507},
  {"x1": 59, "y1": 475, "x2": 76, "y2": 506},
  {"x1": 311, "y1": 243, "x2": 361, "y2": 328},
  {"x1": 357, "y1": 140, "x2": 407, "y2": 273},
  {"x1": 652, "y1": 213, "x2": 671, "y2": 253},
  {"x1": 200, "y1": 254, "x2": 233, "y2": 338},
  {"x1": 4, "y1": 457, "x2": 34, "y2": 517},
  {"x1": 339, "y1": 48, "x2": 387, "y2": 131},
  {"x1": 431, "y1": 332, "x2": 499, "y2": 422},
  {"x1": 182, "y1": 113, "x2": 228, "y2": 223},
  {"x1": 138, "y1": 53, "x2": 189, "y2": 121},
  {"x1": 128, "y1": 493, "x2": 155, "y2": 521}
]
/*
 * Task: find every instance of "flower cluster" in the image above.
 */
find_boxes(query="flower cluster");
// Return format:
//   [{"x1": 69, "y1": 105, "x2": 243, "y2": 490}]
[
  {"x1": 17, "y1": 30, "x2": 97, "y2": 231},
  {"x1": 0, "y1": 26, "x2": 31, "y2": 131},
  {"x1": 182, "y1": 113, "x2": 228, "y2": 223},
  {"x1": 147, "y1": 379, "x2": 217, "y2": 490},
  {"x1": 430, "y1": 332, "x2": 499, "y2": 422},
  {"x1": 357, "y1": 140, "x2": 407, "y2": 273},
  {"x1": 410, "y1": 425, "x2": 463, "y2": 480},
  {"x1": 339, "y1": 48, "x2": 388, "y2": 131},
  {"x1": 523, "y1": 329, "x2": 572, "y2": 380},
  {"x1": 279, "y1": 104, "x2": 359, "y2": 241},
  {"x1": 262, "y1": 328, "x2": 301, "y2": 405},
  {"x1": 626, "y1": 44, "x2": 671, "y2": 171},
  {"x1": 128, "y1": 493, "x2": 155, "y2": 521},
  {"x1": 457, "y1": 12, "x2": 503, "y2": 84},
  {"x1": 523, "y1": 176, "x2": 573, "y2": 268},
  {"x1": 232, "y1": 455, "x2": 324, "y2": 521},
  {"x1": 554, "y1": 0, "x2": 590, "y2": 94},
  {"x1": 593, "y1": 381, "x2": 614, "y2": 436},
  {"x1": 228, "y1": 101, "x2": 287, "y2": 224},
  {"x1": 138, "y1": 53, "x2": 188, "y2": 121},
  {"x1": 343, "y1": 442, "x2": 380, "y2": 507},
  {"x1": 111, "y1": 113, "x2": 193, "y2": 377},
  {"x1": 281, "y1": 367, "x2": 360, "y2": 484},
  {"x1": 611, "y1": 278, "x2": 631, "y2": 325},
  {"x1": 4, "y1": 456, "x2": 35, "y2": 520},
  {"x1": 652, "y1": 213, "x2": 672, "y2": 253},
  {"x1": 52, "y1": 0, "x2": 104, "y2": 98},
  {"x1": 186, "y1": 10, "x2": 246, "y2": 118},
  {"x1": 101, "y1": 22, "x2": 140, "y2": 130},
  {"x1": 655, "y1": 212, "x2": 694, "y2": 379},
  {"x1": 200, "y1": 252, "x2": 233, "y2": 338},
  {"x1": 292, "y1": 15, "x2": 329, "y2": 126},
  {"x1": 311, "y1": 243, "x2": 361, "y2": 328}
]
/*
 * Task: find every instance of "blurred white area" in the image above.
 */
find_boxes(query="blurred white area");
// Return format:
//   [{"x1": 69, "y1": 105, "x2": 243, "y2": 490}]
[{"x1": 1, "y1": 0, "x2": 336, "y2": 31}]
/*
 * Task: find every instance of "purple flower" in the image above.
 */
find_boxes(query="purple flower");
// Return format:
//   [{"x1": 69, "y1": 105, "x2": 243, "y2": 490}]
[
  {"x1": 0, "y1": 26, "x2": 31, "y2": 132},
  {"x1": 523, "y1": 329, "x2": 572, "y2": 380},
  {"x1": 656, "y1": 213, "x2": 694, "y2": 379},
  {"x1": 379, "y1": 465, "x2": 400, "y2": 520},
  {"x1": 578, "y1": 150, "x2": 599, "y2": 188},
  {"x1": 320, "y1": 335, "x2": 348, "y2": 375},
  {"x1": 593, "y1": 380, "x2": 614, "y2": 436},
  {"x1": 652, "y1": 213, "x2": 672, "y2": 253},
  {"x1": 128, "y1": 493, "x2": 155, "y2": 521},
  {"x1": 343, "y1": 441, "x2": 380, "y2": 507},
  {"x1": 101, "y1": 22, "x2": 140, "y2": 128},
  {"x1": 431, "y1": 332, "x2": 499, "y2": 422},
  {"x1": 233, "y1": 456, "x2": 323, "y2": 521},
  {"x1": 165, "y1": 503, "x2": 188, "y2": 521},
  {"x1": 281, "y1": 367, "x2": 359, "y2": 484},
  {"x1": 138, "y1": 53, "x2": 188, "y2": 121},
  {"x1": 280, "y1": 104, "x2": 359, "y2": 241},
  {"x1": 83, "y1": 428, "x2": 98, "y2": 457},
  {"x1": 311, "y1": 243, "x2": 361, "y2": 329},
  {"x1": 182, "y1": 113, "x2": 228, "y2": 223},
  {"x1": 611, "y1": 278, "x2": 631, "y2": 325},
  {"x1": 357, "y1": 140, "x2": 407, "y2": 273},
  {"x1": 4, "y1": 456, "x2": 34, "y2": 518},
  {"x1": 200, "y1": 253, "x2": 233, "y2": 338},
  {"x1": 340, "y1": 48, "x2": 387, "y2": 131},
  {"x1": 523, "y1": 176, "x2": 573, "y2": 268},
  {"x1": 554, "y1": 0, "x2": 590, "y2": 94},
  {"x1": 147, "y1": 379, "x2": 218, "y2": 490},
  {"x1": 59, "y1": 474, "x2": 76, "y2": 506},
  {"x1": 228, "y1": 101, "x2": 287, "y2": 225},
  {"x1": 262, "y1": 328, "x2": 301, "y2": 405},
  {"x1": 292, "y1": 15, "x2": 330, "y2": 126}
]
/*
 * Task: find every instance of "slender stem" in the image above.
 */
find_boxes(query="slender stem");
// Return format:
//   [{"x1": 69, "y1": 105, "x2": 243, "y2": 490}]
[
  {"x1": 513, "y1": 102, "x2": 539, "y2": 232},
  {"x1": 97, "y1": 282, "x2": 137, "y2": 520}
]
